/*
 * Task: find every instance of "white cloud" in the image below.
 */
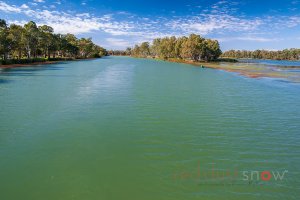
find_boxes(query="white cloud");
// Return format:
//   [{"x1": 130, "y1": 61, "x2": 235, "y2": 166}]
[
  {"x1": 1, "y1": 0, "x2": 300, "y2": 49},
  {"x1": 0, "y1": 1, "x2": 21, "y2": 13},
  {"x1": 166, "y1": 1, "x2": 263, "y2": 36},
  {"x1": 29, "y1": 2, "x2": 38, "y2": 6},
  {"x1": 0, "y1": 1, "x2": 132, "y2": 35},
  {"x1": 106, "y1": 38, "x2": 131, "y2": 48},
  {"x1": 20, "y1": 4, "x2": 29, "y2": 9},
  {"x1": 7, "y1": 20, "x2": 27, "y2": 26},
  {"x1": 33, "y1": 0, "x2": 45, "y2": 3},
  {"x1": 285, "y1": 16, "x2": 300, "y2": 27}
]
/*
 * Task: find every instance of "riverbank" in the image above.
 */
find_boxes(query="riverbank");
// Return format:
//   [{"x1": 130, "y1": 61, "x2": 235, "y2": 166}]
[
  {"x1": 131, "y1": 56, "x2": 262, "y2": 78},
  {"x1": 166, "y1": 58, "x2": 263, "y2": 78},
  {"x1": 0, "y1": 57, "x2": 98, "y2": 69}
]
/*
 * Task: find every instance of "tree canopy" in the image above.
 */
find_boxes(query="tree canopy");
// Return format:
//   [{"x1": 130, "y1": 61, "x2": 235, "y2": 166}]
[
  {"x1": 129, "y1": 34, "x2": 222, "y2": 62},
  {"x1": 0, "y1": 19, "x2": 107, "y2": 60},
  {"x1": 221, "y1": 49, "x2": 300, "y2": 60}
]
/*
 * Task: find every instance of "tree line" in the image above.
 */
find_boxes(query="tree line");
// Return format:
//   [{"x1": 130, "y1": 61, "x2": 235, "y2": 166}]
[
  {"x1": 0, "y1": 19, "x2": 107, "y2": 62},
  {"x1": 111, "y1": 34, "x2": 222, "y2": 62},
  {"x1": 221, "y1": 49, "x2": 300, "y2": 60}
]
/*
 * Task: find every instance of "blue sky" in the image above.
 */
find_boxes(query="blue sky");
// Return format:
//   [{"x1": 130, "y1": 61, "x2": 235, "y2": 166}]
[{"x1": 1, "y1": 0, "x2": 300, "y2": 50}]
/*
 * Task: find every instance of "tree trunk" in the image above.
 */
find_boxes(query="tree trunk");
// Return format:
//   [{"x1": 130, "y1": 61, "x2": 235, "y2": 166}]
[
  {"x1": 4, "y1": 52, "x2": 8, "y2": 60},
  {"x1": 18, "y1": 50, "x2": 22, "y2": 60}
]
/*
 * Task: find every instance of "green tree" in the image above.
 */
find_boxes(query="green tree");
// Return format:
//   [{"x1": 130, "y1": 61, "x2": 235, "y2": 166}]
[
  {"x1": 181, "y1": 34, "x2": 205, "y2": 61},
  {"x1": 125, "y1": 47, "x2": 132, "y2": 56},
  {"x1": 0, "y1": 19, "x2": 10, "y2": 60},
  {"x1": 78, "y1": 38, "x2": 94, "y2": 58},
  {"x1": 175, "y1": 36, "x2": 187, "y2": 58},
  {"x1": 131, "y1": 45, "x2": 141, "y2": 57},
  {"x1": 130, "y1": 34, "x2": 222, "y2": 61},
  {"x1": 38, "y1": 25, "x2": 54, "y2": 58},
  {"x1": 24, "y1": 21, "x2": 39, "y2": 58},
  {"x1": 151, "y1": 38, "x2": 162, "y2": 58},
  {"x1": 139, "y1": 42, "x2": 150, "y2": 57},
  {"x1": 64, "y1": 34, "x2": 79, "y2": 57},
  {"x1": 8, "y1": 24, "x2": 25, "y2": 59},
  {"x1": 204, "y1": 39, "x2": 222, "y2": 61}
]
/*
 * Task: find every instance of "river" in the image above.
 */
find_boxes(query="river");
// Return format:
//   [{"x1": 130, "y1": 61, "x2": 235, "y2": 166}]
[{"x1": 0, "y1": 56, "x2": 299, "y2": 199}]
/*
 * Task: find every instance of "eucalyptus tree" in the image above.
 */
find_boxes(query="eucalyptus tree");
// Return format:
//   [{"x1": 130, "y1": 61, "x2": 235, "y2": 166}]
[
  {"x1": 24, "y1": 21, "x2": 39, "y2": 58},
  {"x1": 221, "y1": 49, "x2": 300, "y2": 60},
  {"x1": 159, "y1": 37, "x2": 173, "y2": 59},
  {"x1": 64, "y1": 34, "x2": 79, "y2": 57},
  {"x1": 151, "y1": 38, "x2": 162, "y2": 57},
  {"x1": 174, "y1": 36, "x2": 187, "y2": 58},
  {"x1": 0, "y1": 19, "x2": 107, "y2": 61},
  {"x1": 130, "y1": 34, "x2": 222, "y2": 62},
  {"x1": 139, "y1": 42, "x2": 150, "y2": 57},
  {"x1": 38, "y1": 25, "x2": 54, "y2": 58},
  {"x1": 204, "y1": 39, "x2": 222, "y2": 61},
  {"x1": 180, "y1": 34, "x2": 205, "y2": 61},
  {"x1": 98, "y1": 46, "x2": 107, "y2": 57},
  {"x1": 165, "y1": 36, "x2": 177, "y2": 58},
  {"x1": 8, "y1": 24, "x2": 25, "y2": 59},
  {"x1": 125, "y1": 47, "x2": 132, "y2": 56},
  {"x1": 131, "y1": 45, "x2": 141, "y2": 57},
  {"x1": 0, "y1": 19, "x2": 10, "y2": 60},
  {"x1": 78, "y1": 38, "x2": 94, "y2": 58}
]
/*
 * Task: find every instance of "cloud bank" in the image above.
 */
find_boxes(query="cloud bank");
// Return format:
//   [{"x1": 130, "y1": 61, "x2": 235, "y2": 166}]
[{"x1": 1, "y1": 0, "x2": 300, "y2": 49}]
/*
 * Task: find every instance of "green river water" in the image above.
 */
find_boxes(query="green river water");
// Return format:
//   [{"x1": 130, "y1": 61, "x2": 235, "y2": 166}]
[{"x1": 0, "y1": 56, "x2": 299, "y2": 199}]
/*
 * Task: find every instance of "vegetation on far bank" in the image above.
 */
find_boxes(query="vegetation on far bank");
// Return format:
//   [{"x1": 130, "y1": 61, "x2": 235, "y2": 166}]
[
  {"x1": 110, "y1": 36, "x2": 300, "y2": 62},
  {"x1": 0, "y1": 19, "x2": 107, "y2": 65},
  {"x1": 109, "y1": 34, "x2": 222, "y2": 62},
  {"x1": 221, "y1": 49, "x2": 300, "y2": 60}
]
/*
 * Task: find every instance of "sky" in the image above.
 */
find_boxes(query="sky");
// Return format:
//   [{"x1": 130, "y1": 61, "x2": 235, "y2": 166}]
[{"x1": 1, "y1": 0, "x2": 300, "y2": 50}]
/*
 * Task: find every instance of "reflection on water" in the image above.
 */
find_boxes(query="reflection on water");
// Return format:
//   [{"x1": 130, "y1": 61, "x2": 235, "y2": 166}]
[{"x1": 77, "y1": 64, "x2": 134, "y2": 100}]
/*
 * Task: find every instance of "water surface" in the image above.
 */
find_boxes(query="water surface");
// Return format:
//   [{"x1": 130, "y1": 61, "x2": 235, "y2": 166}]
[{"x1": 0, "y1": 57, "x2": 300, "y2": 200}]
